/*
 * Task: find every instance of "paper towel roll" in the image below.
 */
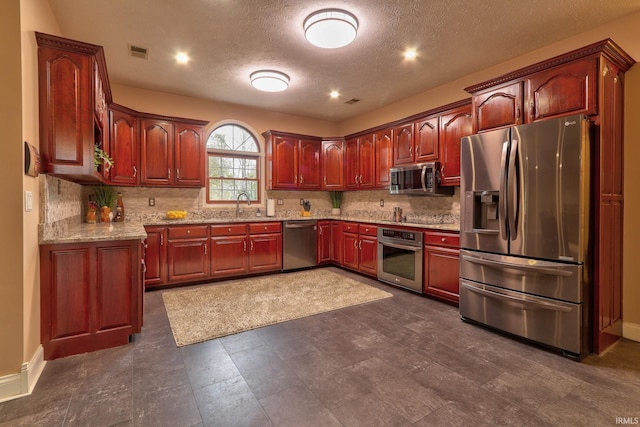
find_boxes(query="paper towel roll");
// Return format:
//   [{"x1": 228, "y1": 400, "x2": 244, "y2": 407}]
[{"x1": 266, "y1": 199, "x2": 276, "y2": 217}]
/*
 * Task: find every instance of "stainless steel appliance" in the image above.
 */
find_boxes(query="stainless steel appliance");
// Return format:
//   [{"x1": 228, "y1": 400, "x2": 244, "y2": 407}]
[
  {"x1": 459, "y1": 114, "x2": 591, "y2": 359},
  {"x1": 283, "y1": 220, "x2": 317, "y2": 271},
  {"x1": 377, "y1": 227, "x2": 423, "y2": 293},
  {"x1": 389, "y1": 162, "x2": 454, "y2": 196}
]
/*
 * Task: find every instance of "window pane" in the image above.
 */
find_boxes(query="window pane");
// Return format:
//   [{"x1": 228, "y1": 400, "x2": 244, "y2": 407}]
[{"x1": 207, "y1": 124, "x2": 258, "y2": 152}]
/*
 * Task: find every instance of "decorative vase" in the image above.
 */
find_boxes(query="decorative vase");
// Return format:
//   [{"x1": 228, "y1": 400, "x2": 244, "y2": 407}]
[
  {"x1": 100, "y1": 206, "x2": 111, "y2": 223},
  {"x1": 86, "y1": 206, "x2": 97, "y2": 224},
  {"x1": 331, "y1": 207, "x2": 341, "y2": 215}
]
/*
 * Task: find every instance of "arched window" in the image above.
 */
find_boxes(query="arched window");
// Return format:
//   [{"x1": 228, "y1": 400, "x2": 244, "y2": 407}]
[{"x1": 205, "y1": 124, "x2": 260, "y2": 203}]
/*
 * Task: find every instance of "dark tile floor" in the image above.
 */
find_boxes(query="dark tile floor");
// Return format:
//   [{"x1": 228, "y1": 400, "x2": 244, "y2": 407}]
[{"x1": 2, "y1": 267, "x2": 639, "y2": 426}]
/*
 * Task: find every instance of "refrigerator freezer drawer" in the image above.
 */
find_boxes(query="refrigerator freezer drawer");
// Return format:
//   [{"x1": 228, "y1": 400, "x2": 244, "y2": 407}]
[
  {"x1": 460, "y1": 250, "x2": 583, "y2": 303},
  {"x1": 459, "y1": 279, "x2": 582, "y2": 356}
]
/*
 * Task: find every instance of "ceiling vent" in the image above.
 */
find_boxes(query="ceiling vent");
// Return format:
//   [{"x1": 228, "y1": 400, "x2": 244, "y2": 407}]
[
  {"x1": 128, "y1": 44, "x2": 149, "y2": 60},
  {"x1": 344, "y1": 98, "x2": 361, "y2": 105}
]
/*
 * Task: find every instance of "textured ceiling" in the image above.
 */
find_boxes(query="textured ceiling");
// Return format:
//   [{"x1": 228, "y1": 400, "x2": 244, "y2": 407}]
[{"x1": 48, "y1": 0, "x2": 640, "y2": 122}]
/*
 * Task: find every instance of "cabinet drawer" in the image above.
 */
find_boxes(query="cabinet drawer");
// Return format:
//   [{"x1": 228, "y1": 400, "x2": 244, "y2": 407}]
[
  {"x1": 249, "y1": 222, "x2": 281, "y2": 234},
  {"x1": 210, "y1": 224, "x2": 248, "y2": 236},
  {"x1": 342, "y1": 222, "x2": 358, "y2": 233},
  {"x1": 168, "y1": 225, "x2": 209, "y2": 239},
  {"x1": 358, "y1": 224, "x2": 377, "y2": 237},
  {"x1": 424, "y1": 231, "x2": 460, "y2": 248}
]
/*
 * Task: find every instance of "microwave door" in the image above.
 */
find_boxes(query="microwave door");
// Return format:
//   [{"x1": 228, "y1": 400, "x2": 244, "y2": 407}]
[{"x1": 460, "y1": 128, "x2": 510, "y2": 255}]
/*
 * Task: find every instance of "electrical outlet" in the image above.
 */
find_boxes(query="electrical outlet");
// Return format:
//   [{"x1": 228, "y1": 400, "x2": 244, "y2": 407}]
[
  {"x1": 148, "y1": 197, "x2": 155, "y2": 207},
  {"x1": 300, "y1": 199, "x2": 304, "y2": 205},
  {"x1": 277, "y1": 199, "x2": 284, "y2": 205},
  {"x1": 25, "y1": 191, "x2": 33, "y2": 212},
  {"x1": 379, "y1": 199, "x2": 384, "y2": 207}
]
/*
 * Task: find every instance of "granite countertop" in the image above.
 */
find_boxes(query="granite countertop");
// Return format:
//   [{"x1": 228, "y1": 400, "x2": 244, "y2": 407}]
[{"x1": 40, "y1": 216, "x2": 459, "y2": 245}]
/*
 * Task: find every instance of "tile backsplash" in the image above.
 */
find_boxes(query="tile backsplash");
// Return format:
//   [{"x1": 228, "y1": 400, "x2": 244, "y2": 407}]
[{"x1": 41, "y1": 175, "x2": 459, "y2": 227}]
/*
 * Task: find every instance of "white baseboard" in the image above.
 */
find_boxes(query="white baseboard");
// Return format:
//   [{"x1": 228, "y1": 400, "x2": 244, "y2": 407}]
[
  {"x1": 0, "y1": 345, "x2": 46, "y2": 403},
  {"x1": 623, "y1": 321, "x2": 640, "y2": 343}
]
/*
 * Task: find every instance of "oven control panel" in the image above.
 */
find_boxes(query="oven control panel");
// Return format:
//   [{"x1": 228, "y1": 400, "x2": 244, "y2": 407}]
[{"x1": 378, "y1": 228, "x2": 423, "y2": 245}]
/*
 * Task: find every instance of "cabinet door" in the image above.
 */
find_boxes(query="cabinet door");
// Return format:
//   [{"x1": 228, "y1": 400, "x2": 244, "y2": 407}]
[
  {"x1": 299, "y1": 139, "x2": 321, "y2": 189},
  {"x1": 439, "y1": 105, "x2": 472, "y2": 186},
  {"x1": 331, "y1": 221, "x2": 343, "y2": 264},
  {"x1": 143, "y1": 226, "x2": 167, "y2": 288},
  {"x1": 317, "y1": 221, "x2": 332, "y2": 264},
  {"x1": 140, "y1": 119, "x2": 174, "y2": 186},
  {"x1": 108, "y1": 107, "x2": 138, "y2": 186},
  {"x1": 271, "y1": 135, "x2": 299, "y2": 189},
  {"x1": 167, "y1": 238, "x2": 209, "y2": 282},
  {"x1": 174, "y1": 122, "x2": 205, "y2": 187},
  {"x1": 38, "y1": 46, "x2": 94, "y2": 177},
  {"x1": 322, "y1": 140, "x2": 344, "y2": 189},
  {"x1": 415, "y1": 116, "x2": 439, "y2": 162},
  {"x1": 342, "y1": 232, "x2": 359, "y2": 270},
  {"x1": 344, "y1": 137, "x2": 360, "y2": 189},
  {"x1": 423, "y1": 246, "x2": 460, "y2": 304},
  {"x1": 211, "y1": 236, "x2": 248, "y2": 277},
  {"x1": 375, "y1": 129, "x2": 393, "y2": 189},
  {"x1": 526, "y1": 58, "x2": 597, "y2": 123},
  {"x1": 249, "y1": 233, "x2": 282, "y2": 272},
  {"x1": 473, "y1": 82, "x2": 524, "y2": 132},
  {"x1": 358, "y1": 133, "x2": 376, "y2": 189},
  {"x1": 393, "y1": 123, "x2": 414, "y2": 165},
  {"x1": 358, "y1": 235, "x2": 378, "y2": 277}
]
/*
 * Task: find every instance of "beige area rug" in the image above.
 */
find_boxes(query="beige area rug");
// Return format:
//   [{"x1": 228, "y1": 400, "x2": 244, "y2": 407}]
[{"x1": 162, "y1": 269, "x2": 393, "y2": 347}]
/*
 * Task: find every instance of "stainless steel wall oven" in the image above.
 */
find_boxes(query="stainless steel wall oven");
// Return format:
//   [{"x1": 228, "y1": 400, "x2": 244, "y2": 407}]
[{"x1": 377, "y1": 227, "x2": 423, "y2": 293}]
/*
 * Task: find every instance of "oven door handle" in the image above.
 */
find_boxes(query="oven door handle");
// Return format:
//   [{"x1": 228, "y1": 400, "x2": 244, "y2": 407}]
[
  {"x1": 379, "y1": 241, "x2": 422, "y2": 251},
  {"x1": 461, "y1": 282, "x2": 573, "y2": 312}
]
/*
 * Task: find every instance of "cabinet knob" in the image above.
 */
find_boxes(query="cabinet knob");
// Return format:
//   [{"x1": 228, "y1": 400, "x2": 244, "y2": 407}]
[
  {"x1": 264, "y1": 226, "x2": 267, "y2": 230},
  {"x1": 441, "y1": 237, "x2": 446, "y2": 242},
  {"x1": 187, "y1": 230, "x2": 191, "y2": 234},
  {"x1": 228, "y1": 227, "x2": 231, "y2": 232}
]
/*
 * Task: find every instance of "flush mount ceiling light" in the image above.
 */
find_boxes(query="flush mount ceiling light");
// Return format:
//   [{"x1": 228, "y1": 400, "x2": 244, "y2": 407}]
[
  {"x1": 304, "y1": 9, "x2": 358, "y2": 49},
  {"x1": 250, "y1": 70, "x2": 290, "y2": 92}
]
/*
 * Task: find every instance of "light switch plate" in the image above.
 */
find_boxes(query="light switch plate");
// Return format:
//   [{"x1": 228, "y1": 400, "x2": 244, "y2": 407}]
[{"x1": 25, "y1": 191, "x2": 33, "y2": 212}]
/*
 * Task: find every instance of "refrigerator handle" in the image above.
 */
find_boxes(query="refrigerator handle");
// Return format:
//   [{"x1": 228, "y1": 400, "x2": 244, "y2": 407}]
[
  {"x1": 499, "y1": 141, "x2": 509, "y2": 240},
  {"x1": 507, "y1": 139, "x2": 519, "y2": 241}
]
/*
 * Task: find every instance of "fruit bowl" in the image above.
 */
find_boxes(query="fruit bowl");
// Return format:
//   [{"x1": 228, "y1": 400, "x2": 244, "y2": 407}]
[{"x1": 166, "y1": 210, "x2": 187, "y2": 219}]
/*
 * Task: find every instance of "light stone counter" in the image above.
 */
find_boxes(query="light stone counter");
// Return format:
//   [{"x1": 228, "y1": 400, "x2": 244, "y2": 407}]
[{"x1": 40, "y1": 222, "x2": 147, "y2": 245}]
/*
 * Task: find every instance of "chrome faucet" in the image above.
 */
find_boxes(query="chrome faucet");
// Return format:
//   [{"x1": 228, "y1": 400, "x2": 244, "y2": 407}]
[{"x1": 236, "y1": 191, "x2": 251, "y2": 217}]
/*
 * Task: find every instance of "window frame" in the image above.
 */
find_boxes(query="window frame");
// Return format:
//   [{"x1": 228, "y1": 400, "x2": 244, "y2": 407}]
[{"x1": 205, "y1": 123, "x2": 262, "y2": 205}]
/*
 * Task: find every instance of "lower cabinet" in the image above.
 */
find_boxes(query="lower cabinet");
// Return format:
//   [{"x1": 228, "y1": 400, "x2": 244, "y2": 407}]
[
  {"x1": 317, "y1": 220, "x2": 332, "y2": 264},
  {"x1": 143, "y1": 226, "x2": 166, "y2": 288},
  {"x1": 248, "y1": 222, "x2": 282, "y2": 273},
  {"x1": 423, "y1": 231, "x2": 460, "y2": 304},
  {"x1": 40, "y1": 239, "x2": 143, "y2": 359},
  {"x1": 342, "y1": 222, "x2": 378, "y2": 278},
  {"x1": 331, "y1": 221, "x2": 343, "y2": 264},
  {"x1": 167, "y1": 225, "x2": 209, "y2": 282},
  {"x1": 210, "y1": 224, "x2": 248, "y2": 276}
]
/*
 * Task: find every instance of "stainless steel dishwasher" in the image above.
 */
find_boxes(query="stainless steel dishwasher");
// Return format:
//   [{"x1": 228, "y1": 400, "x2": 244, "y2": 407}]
[{"x1": 283, "y1": 220, "x2": 317, "y2": 271}]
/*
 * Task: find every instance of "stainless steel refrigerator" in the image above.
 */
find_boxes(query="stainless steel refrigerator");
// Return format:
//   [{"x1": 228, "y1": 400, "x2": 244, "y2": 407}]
[{"x1": 459, "y1": 114, "x2": 592, "y2": 359}]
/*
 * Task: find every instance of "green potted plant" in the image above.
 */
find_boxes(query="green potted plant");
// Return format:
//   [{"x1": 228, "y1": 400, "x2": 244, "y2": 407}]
[
  {"x1": 329, "y1": 191, "x2": 343, "y2": 215},
  {"x1": 93, "y1": 185, "x2": 117, "y2": 222},
  {"x1": 94, "y1": 145, "x2": 114, "y2": 173}
]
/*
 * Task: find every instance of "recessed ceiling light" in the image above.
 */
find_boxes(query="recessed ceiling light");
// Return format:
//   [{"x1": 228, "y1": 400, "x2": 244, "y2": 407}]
[
  {"x1": 330, "y1": 90, "x2": 340, "y2": 98},
  {"x1": 176, "y1": 52, "x2": 190, "y2": 64},
  {"x1": 250, "y1": 70, "x2": 290, "y2": 92},
  {"x1": 403, "y1": 49, "x2": 417, "y2": 60},
  {"x1": 304, "y1": 9, "x2": 358, "y2": 49}
]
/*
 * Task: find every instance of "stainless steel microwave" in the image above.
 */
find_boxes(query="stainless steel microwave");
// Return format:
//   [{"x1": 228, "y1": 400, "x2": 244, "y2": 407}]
[{"x1": 389, "y1": 162, "x2": 453, "y2": 196}]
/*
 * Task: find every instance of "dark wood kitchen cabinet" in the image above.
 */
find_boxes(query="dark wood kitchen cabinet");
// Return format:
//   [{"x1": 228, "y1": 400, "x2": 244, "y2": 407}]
[
  {"x1": 139, "y1": 115, "x2": 207, "y2": 187},
  {"x1": 264, "y1": 131, "x2": 321, "y2": 190},
  {"x1": 167, "y1": 225, "x2": 209, "y2": 282},
  {"x1": 143, "y1": 226, "x2": 167, "y2": 288},
  {"x1": 438, "y1": 103, "x2": 472, "y2": 187},
  {"x1": 321, "y1": 139, "x2": 345, "y2": 189},
  {"x1": 423, "y1": 231, "x2": 460, "y2": 304},
  {"x1": 375, "y1": 128, "x2": 393, "y2": 189},
  {"x1": 394, "y1": 116, "x2": 439, "y2": 165},
  {"x1": 36, "y1": 32, "x2": 112, "y2": 184},
  {"x1": 345, "y1": 134, "x2": 376, "y2": 189},
  {"x1": 317, "y1": 220, "x2": 332, "y2": 264},
  {"x1": 107, "y1": 104, "x2": 139, "y2": 186},
  {"x1": 40, "y1": 239, "x2": 142, "y2": 359},
  {"x1": 342, "y1": 222, "x2": 377, "y2": 278},
  {"x1": 465, "y1": 39, "x2": 635, "y2": 354},
  {"x1": 331, "y1": 221, "x2": 343, "y2": 264},
  {"x1": 248, "y1": 222, "x2": 282, "y2": 273}
]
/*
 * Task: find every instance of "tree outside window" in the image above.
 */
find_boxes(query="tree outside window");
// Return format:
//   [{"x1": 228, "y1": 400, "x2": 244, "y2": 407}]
[{"x1": 206, "y1": 124, "x2": 260, "y2": 203}]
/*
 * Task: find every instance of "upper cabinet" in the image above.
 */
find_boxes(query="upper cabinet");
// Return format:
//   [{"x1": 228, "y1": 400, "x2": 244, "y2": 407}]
[
  {"x1": 394, "y1": 116, "x2": 439, "y2": 166},
  {"x1": 139, "y1": 115, "x2": 207, "y2": 187},
  {"x1": 345, "y1": 133, "x2": 376, "y2": 189},
  {"x1": 472, "y1": 82, "x2": 524, "y2": 132},
  {"x1": 264, "y1": 131, "x2": 321, "y2": 190},
  {"x1": 375, "y1": 128, "x2": 393, "y2": 189},
  {"x1": 107, "y1": 104, "x2": 138, "y2": 186},
  {"x1": 439, "y1": 103, "x2": 473, "y2": 187},
  {"x1": 321, "y1": 139, "x2": 345, "y2": 190},
  {"x1": 36, "y1": 32, "x2": 112, "y2": 183}
]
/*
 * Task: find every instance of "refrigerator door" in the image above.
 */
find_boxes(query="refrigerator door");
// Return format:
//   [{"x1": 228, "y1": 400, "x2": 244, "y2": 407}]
[
  {"x1": 508, "y1": 114, "x2": 590, "y2": 262},
  {"x1": 460, "y1": 128, "x2": 510, "y2": 254}
]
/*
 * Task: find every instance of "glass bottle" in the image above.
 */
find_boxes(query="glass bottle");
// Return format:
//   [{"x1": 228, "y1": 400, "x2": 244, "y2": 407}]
[{"x1": 113, "y1": 192, "x2": 125, "y2": 222}]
